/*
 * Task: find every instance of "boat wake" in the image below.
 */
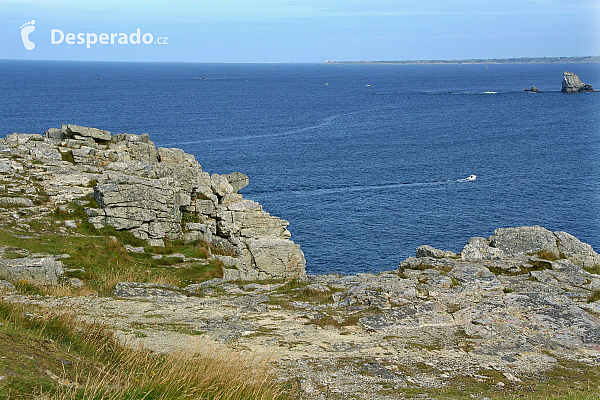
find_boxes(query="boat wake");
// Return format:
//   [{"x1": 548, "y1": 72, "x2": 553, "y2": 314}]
[
  {"x1": 160, "y1": 109, "x2": 372, "y2": 147},
  {"x1": 245, "y1": 176, "x2": 477, "y2": 197}
]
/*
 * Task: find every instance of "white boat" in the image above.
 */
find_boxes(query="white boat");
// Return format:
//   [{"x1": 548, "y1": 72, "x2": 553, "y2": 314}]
[{"x1": 466, "y1": 174, "x2": 477, "y2": 181}]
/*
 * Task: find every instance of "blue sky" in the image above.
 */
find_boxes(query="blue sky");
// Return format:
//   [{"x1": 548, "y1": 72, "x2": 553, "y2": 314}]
[{"x1": 1, "y1": 0, "x2": 599, "y2": 62}]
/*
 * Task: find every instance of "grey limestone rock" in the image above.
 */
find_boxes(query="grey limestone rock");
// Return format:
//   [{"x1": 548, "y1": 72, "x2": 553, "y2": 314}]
[
  {"x1": 210, "y1": 174, "x2": 234, "y2": 197},
  {"x1": 63, "y1": 124, "x2": 111, "y2": 142},
  {"x1": 124, "y1": 244, "x2": 145, "y2": 253},
  {"x1": 458, "y1": 226, "x2": 600, "y2": 268},
  {"x1": 562, "y1": 71, "x2": 595, "y2": 93},
  {"x1": 0, "y1": 125, "x2": 307, "y2": 280},
  {"x1": 461, "y1": 237, "x2": 505, "y2": 261},
  {"x1": 554, "y1": 230, "x2": 600, "y2": 268},
  {"x1": 416, "y1": 245, "x2": 457, "y2": 259},
  {"x1": 225, "y1": 172, "x2": 250, "y2": 193},
  {"x1": 0, "y1": 197, "x2": 34, "y2": 207},
  {"x1": 0, "y1": 257, "x2": 64, "y2": 285},
  {"x1": 490, "y1": 226, "x2": 559, "y2": 258},
  {"x1": 243, "y1": 238, "x2": 306, "y2": 279},
  {"x1": 114, "y1": 282, "x2": 187, "y2": 300},
  {"x1": 0, "y1": 280, "x2": 15, "y2": 292},
  {"x1": 67, "y1": 277, "x2": 84, "y2": 287}
]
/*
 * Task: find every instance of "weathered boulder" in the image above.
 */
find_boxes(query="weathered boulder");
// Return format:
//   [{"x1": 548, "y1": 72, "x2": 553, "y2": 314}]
[
  {"x1": 0, "y1": 197, "x2": 34, "y2": 207},
  {"x1": 461, "y1": 236, "x2": 505, "y2": 261},
  {"x1": 63, "y1": 124, "x2": 111, "y2": 142},
  {"x1": 554, "y1": 231, "x2": 600, "y2": 268},
  {"x1": 217, "y1": 199, "x2": 291, "y2": 239},
  {"x1": 243, "y1": 238, "x2": 306, "y2": 279},
  {"x1": 157, "y1": 147, "x2": 187, "y2": 164},
  {"x1": 0, "y1": 257, "x2": 64, "y2": 285},
  {"x1": 416, "y1": 245, "x2": 457, "y2": 259},
  {"x1": 210, "y1": 174, "x2": 234, "y2": 197},
  {"x1": 459, "y1": 226, "x2": 600, "y2": 268},
  {"x1": 489, "y1": 226, "x2": 560, "y2": 258},
  {"x1": 562, "y1": 71, "x2": 595, "y2": 93},
  {"x1": 226, "y1": 172, "x2": 250, "y2": 193}
]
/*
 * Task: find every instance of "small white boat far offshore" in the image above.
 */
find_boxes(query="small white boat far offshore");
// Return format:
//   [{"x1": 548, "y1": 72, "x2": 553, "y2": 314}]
[{"x1": 466, "y1": 174, "x2": 477, "y2": 181}]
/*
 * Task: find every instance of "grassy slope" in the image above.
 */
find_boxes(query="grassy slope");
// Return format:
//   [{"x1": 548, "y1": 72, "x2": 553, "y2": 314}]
[
  {"x1": 0, "y1": 301, "x2": 292, "y2": 400},
  {"x1": 1, "y1": 198, "x2": 223, "y2": 296}
]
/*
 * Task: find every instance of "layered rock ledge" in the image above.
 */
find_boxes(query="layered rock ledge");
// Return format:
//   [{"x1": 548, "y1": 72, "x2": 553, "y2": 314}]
[{"x1": 0, "y1": 125, "x2": 305, "y2": 280}]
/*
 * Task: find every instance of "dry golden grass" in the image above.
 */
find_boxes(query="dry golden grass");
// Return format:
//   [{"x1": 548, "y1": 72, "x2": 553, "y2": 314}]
[
  {"x1": 53, "y1": 340, "x2": 287, "y2": 400},
  {"x1": 0, "y1": 301, "x2": 293, "y2": 400}
]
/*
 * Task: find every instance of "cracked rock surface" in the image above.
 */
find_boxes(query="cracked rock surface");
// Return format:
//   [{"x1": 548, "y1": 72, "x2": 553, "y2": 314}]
[{"x1": 0, "y1": 125, "x2": 305, "y2": 280}]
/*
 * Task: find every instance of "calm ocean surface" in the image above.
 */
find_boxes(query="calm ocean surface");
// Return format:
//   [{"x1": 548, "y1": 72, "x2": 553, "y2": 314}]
[{"x1": 1, "y1": 60, "x2": 599, "y2": 274}]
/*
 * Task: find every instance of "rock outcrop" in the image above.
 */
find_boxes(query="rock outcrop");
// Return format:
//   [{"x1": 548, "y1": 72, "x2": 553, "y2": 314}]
[
  {"x1": 459, "y1": 225, "x2": 600, "y2": 268},
  {"x1": 0, "y1": 257, "x2": 64, "y2": 285},
  {"x1": 524, "y1": 85, "x2": 539, "y2": 92},
  {"x1": 562, "y1": 71, "x2": 595, "y2": 92},
  {"x1": 0, "y1": 125, "x2": 305, "y2": 280}
]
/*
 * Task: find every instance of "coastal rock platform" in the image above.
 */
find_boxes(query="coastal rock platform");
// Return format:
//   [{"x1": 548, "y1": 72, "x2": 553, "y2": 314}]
[{"x1": 1, "y1": 126, "x2": 599, "y2": 399}]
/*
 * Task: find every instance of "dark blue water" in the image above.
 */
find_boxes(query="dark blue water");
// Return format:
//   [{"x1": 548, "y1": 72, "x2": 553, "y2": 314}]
[{"x1": 1, "y1": 60, "x2": 599, "y2": 274}]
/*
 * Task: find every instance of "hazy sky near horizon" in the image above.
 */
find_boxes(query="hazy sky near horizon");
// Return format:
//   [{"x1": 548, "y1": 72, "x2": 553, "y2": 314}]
[{"x1": 1, "y1": 0, "x2": 599, "y2": 62}]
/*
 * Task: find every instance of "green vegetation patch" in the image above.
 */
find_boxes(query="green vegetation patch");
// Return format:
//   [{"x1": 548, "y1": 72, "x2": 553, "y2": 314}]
[
  {"x1": 400, "y1": 262, "x2": 453, "y2": 273},
  {"x1": 584, "y1": 264, "x2": 600, "y2": 275},
  {"x1": 60, "y1": 150, "x2": 75, "y2": 164},
  {"x1": 487, "y1": 260, "x2": 552, "y2": 276},
  {"x1": 1, "y1": 199, "x2": 222, "y2": 295}
]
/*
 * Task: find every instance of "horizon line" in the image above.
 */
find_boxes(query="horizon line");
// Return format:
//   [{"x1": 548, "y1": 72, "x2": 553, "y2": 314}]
[{"x1": 1, "y1": 55, "x2": 599, "y2": 65}]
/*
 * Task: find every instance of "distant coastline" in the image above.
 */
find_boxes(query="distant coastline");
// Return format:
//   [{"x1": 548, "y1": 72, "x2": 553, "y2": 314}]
[{"x1": 324, "y1": 56, "x2": 600, "y2": 65}]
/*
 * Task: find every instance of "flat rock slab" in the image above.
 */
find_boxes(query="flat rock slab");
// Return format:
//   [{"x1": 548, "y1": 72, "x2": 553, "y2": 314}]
[{"x1": 64, "y1": 124, "x2": 111, "y2": 142}]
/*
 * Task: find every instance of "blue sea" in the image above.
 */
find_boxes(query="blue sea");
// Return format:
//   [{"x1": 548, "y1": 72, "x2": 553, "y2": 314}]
[{"x1": 1, "y1": 60, "x2": 599, "y2": 274}]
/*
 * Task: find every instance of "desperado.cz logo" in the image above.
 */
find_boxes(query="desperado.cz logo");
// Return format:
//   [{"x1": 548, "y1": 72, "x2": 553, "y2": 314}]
[
  {"x1": 52, "y1": 29, "x2": 168, "y2": 48},
  {"x1": 19, "y1": 20, "x2": 168, "y2": 50}
]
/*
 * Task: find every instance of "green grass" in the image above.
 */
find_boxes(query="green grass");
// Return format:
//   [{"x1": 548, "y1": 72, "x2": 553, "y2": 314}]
[
  {"x1": 60, "y1": 150, "x2": 75, "y2": 164},
  {"x1": 0, "y1": 301, "x2": 292, "y2": 400},
  {"x1": 588, "y1": 290, "x2": 600, "y2": 303},
  {"x1": 1, "y1": 199, "x2": 223, "y2": 295},
  {"x1": 584, "y1": 265, "x2": 600, "y2": 275},
  {"x1": 488, "y1": 261, "x2": 552, "y2": 276},
  {"x1": 265, "y1": 279, "x2": 343, "y2": 307},
  {"x1": 400, "y1": 262, "x2": 453, "y2": 273},
  {"x1": 527, "y1": 250, "x2": 565, "y2": 261}
]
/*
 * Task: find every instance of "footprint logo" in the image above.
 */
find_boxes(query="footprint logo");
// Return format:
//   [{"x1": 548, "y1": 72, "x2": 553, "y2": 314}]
[{"x1": 20, "y1": 20, "x2": 36, "y2": 50}]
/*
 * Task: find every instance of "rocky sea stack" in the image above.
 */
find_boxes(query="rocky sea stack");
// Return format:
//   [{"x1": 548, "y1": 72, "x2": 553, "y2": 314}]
[
  {"x1": 562, "y1": 71, "x2": 595, "y2": 92},
  {"x1": 524, "y1": 85, "x2": 539, "y2": 92}
]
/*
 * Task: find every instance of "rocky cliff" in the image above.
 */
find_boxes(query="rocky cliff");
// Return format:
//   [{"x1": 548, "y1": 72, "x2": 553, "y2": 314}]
[
  {"x1": 0, "y1": 125, "x2": 305, "y2": 280},
  {"x1": 1, "y1": 125, "x2": 600, "y2": 399},
  {"x1": 562, "y1": 71, "x2": 595, "y2": 92}
]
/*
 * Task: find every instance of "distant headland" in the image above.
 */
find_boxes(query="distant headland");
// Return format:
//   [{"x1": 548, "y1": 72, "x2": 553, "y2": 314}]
[{"x1": 324, "y1": 55, "x2": 600, "y2": 65}]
